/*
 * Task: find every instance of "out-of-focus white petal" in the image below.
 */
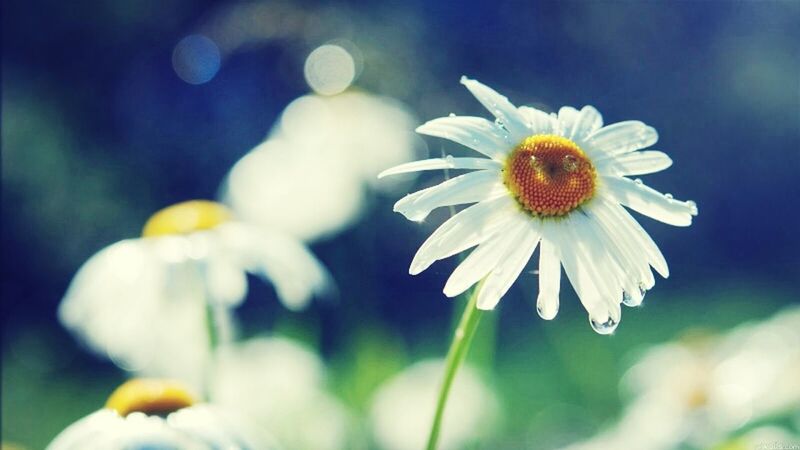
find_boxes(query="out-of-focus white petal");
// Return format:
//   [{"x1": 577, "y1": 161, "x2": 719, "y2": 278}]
[
  {"x1": 416, "y1": 116, "x2": 512, "y2": 160},
  {"x1": 460, "y1": 77, "x2": 530, "y2": 140},
  {"x1": 476, "y1": 222, "x2": 540, "y2": 310},
  {"x1": 378, "y1": 157, "x2": 501, "y2": 178},
  {"x1": 393, "y1": 170, "x2": 505, "y2": 222},
  {"x1": 212, "y1": 337, "x2": 351, "y2": 450},
  {"x1": 58, "y1": 239, "x2": 210, "y2": 390},
  {"x1": 216, "y1": 223, "x2": 329, "y2": 311},
  {"x1": 536, "y1": 232, "x2": 561, "y2": 320},
  {"x1": 369, "y1": 360, "x2": 499, "y2": 450},
  {"x1": 223, "y1": 137, "x2": 366, "y2": 243},
  {"x1": 585, "y1": 121, "x2": 658, "y2": 156},
  {"x1": 596, "y1": 150, "x2": 673, "y2": 176},
  {"x1": 409, "y1": 196, "x2": 517, "y2": 275},
  {"x1": 603, "y1": 176, "x2": 697, "y2": 226}
]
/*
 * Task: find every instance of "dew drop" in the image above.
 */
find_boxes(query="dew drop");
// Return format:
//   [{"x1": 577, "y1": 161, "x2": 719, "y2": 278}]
[
  {"x1": 686, "y1": 200, "x2": 698, "y2": 215},
  {"x1": 536, "y1": 301, "x2": 558, "y2": 320},
  {"x1": 665, "y1": 193, "x2": 674, "y2": 200},
  {"x1": 445, "y1": 154, "x2": 455, "y2": 166},
  {"x1": 590, "y1": 315, "x2": 619, "y2": 335},
  {"x1": 634, "y1": 178, "x2": 643, "y2": 185},
  {"x1": 448, "y1": 113, "x2": 456, "y2": 117},
  {"x1": 622, "y1": 291, "x2": 635, "y2": 307}
]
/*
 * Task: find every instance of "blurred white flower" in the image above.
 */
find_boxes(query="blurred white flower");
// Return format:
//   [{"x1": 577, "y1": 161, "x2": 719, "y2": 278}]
[
  {"x1": 212, "y1": 336, "x2": 352, "y2": 450},
  {"x1": 223, "y1": 91, "x2": 424, "y2": 242},
  {"x1": 561, "y1": 307, "x2": 800, "y2": 450},
  {"x1": 47, "y1": 378, "x2": 275, "y2": 450},
  {"x1": 369, "y1": 359, "x2": 499, "y2": 450},
  {"x1": 59, "y1": 200, "x2": 329, "y2": 389}
]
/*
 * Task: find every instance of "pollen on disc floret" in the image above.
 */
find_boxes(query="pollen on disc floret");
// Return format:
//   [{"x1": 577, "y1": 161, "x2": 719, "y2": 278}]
[{"x1": 503, "y1": 135, "x2": 597, "y2": 217}]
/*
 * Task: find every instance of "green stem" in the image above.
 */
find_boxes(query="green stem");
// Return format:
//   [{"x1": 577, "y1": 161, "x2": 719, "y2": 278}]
[{"x1": 426, "y1": 283, "x2": 484, "y2": 450}]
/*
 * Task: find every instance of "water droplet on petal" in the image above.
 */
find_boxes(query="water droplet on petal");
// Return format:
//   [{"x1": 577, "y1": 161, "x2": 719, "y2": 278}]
[
  {"x1": 634, "y1": 178, "x2": 643, "y2": 185},
  {"x1": 448, "y1": 113, "x2": 456, "y2": 117},
  {"x1": 622, "y1": 291, "x2": 635, "y2": 307},
  {"x1": 536, "y1": 299, "x2": 558, "y2": 320},
  {"x1": 665, "y1": 193, "x2": 674, "y2": 200},
  {"x1": 445, "y1": 155, "x2": 455, "y2": 166},
  {"x1": 590, "y1": 315, "x2": 619, "y2": 335},
  {"x1": 686, "y1": 200, "x2": 698, "y2": 215}
]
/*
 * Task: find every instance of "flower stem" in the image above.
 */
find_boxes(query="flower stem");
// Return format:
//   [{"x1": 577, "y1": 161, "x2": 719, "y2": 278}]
[{"x1": 426, "y1": 283, "x2": 484, "y2": 450}]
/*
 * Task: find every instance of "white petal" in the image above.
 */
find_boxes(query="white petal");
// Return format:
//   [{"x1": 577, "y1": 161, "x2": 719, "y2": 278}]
[
  {"x1": 585, "y1": 199, "x2": 655, "y2": 292},
  {"x1": 477, "y1": 223, "x2": 541, "y2": 310},
  {"x1": 602, "y1": 176, "x2": 697, "y2": 226},
  {"x1": 518, "y1": 106, "x2": 556, "y2": 135},
  {"x1": 409, "y1": 196, "x2": 517, "y2": 275},
  {"x1": 443, "y1": 217, "x2": 527, "y2": 298},
  {"x1": 572, "y1": 214, "x2": 625, "y2": 311},
  {"x1": 394, "y1": 170, "x2": 505, "y2": 222},
  {"x1": 596, "y1": 151, "x2": 673, "y2": 176},
  {"x1": 585, "y1": 121, "x2": 658, "y2": 156},
  {"x1": 217, "y1": 223, "x2": 330, "y2": 311},
  {"x1": 549, "y1": 218, "x2": 609, "y2": 320},
  {"x1": 416, "y1": 116, "x2": 512, "y2": 160},
  {"x1": 557, "y1": 106, "x2": 579, "y2": 138},
  {"x1": 378, "y1": 157, "x2": 501, "y2": 178},
  {"x1": 460, "y1": 77, "x2": 530, "y2": 140},
  {"x1": 570, "y1": 106, "x2": 604, "y2": 142},
  {"x1": 536, "y1": 233, "x2": 561, "y2": 320},
  {"x1": 600, "y1": 199, "x2": 669, "y2": 278}
]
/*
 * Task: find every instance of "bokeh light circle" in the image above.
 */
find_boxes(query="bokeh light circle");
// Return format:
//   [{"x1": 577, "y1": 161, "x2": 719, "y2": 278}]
[
  {"x1": 303, "y1": 44, "x2": 356, "y2": 95},
  {"x1": 172, "y1": 34, "x2": 221, "y2": 85}
]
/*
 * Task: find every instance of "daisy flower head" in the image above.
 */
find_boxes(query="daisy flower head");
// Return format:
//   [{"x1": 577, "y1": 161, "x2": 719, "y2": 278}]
[
  {"x1": 380, "y1": 77, "x2": 698, "y2": 334},
  {"x1": 59, "y1": 200, "x2": 329, "y2": 387},
  {"x1": 47, "y1": 378, "x2": 275, "y2": 450}
]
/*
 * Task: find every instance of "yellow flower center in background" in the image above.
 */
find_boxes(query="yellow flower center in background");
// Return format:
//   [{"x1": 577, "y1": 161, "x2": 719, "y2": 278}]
[
  {"x1": 503, "y1": 135, "x2": 596, "y2": 217},
  {"x1": 106, "y1": 378, "x2": 196, "y2": 417},
  {"x1": 142, "y1": 200, "x2": 232, "y2": 237}
]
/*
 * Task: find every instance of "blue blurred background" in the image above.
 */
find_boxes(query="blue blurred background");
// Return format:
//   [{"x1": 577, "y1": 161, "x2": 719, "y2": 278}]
[{"x1": 3, "y1": 0, "x2": 799, "y2": 448}]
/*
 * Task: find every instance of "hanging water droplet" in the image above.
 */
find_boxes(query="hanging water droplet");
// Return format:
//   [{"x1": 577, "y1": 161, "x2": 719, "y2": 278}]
[
  {"x1": 536, "y1": 300, "x2": 558, "y2": 320},
  {"x1": 445, "y1": 154, "x2": 455, "y2": 167},
  {"x1": 621, "y1": 291, "x2": 635, "y2": 307},
  {"x1": 665, "y1": 193, "x2": 674, "y2": 200},
  {"x1": 634, "y1": 178, "x2": 643, "y2": 185},
  {"x1": 589, "y1": 315, "x2": 619, "y2": 335}
]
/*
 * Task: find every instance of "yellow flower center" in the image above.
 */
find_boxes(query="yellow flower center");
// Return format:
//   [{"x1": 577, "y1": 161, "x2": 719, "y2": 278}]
[
  {"x1": 142, "y1": 200, "x2": 232, "y2": 237},
  {"x1": 503, "y1": 135, "x2": 596, "y2": 217},
  {"x1": 106, "y1": 379, "x2": 196, "y2": 417}
]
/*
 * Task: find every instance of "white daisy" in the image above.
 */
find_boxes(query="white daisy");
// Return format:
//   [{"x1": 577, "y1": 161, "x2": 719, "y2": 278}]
[
  {"x1": 47, "y1": 378, "x2": 276, "y2": 450},
  {"x1": 223, "y1": 91, "x2": 424, "y2": 242},
  {"x1": 369, "y1": 359, "x2": 499, "y2": 450},
  {"x1": 211, "y1": 337, "x2": 352, "y2": 450},
  {"x1": 59, "y1": 200, "x2": 329, "y2": 389},
  {"x1": 561, "y1": 307, "x2": 800, "y2": 450},
  {"x1": 380, "y1": 77, "x2": 698, "y2": 333}
]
